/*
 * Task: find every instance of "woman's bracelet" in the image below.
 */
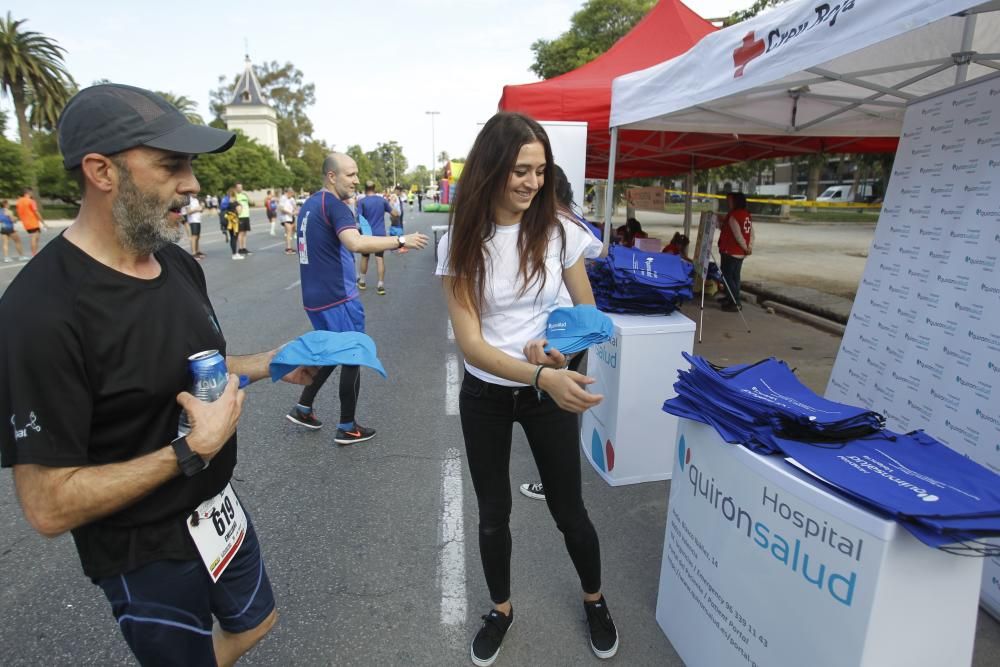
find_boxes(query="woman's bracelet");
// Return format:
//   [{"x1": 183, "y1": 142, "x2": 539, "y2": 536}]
[{"x1": 532, "y1": 364, "x2": 545, "y2": 391}]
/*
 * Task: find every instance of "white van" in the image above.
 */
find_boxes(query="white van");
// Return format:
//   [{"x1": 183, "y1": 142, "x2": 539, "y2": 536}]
[
  {"x1": 816, "y1": 185, "x2": 852, "y2": 202},
  {"x1": 816, "y1": 184, "x2": 873, "y2": 202}
]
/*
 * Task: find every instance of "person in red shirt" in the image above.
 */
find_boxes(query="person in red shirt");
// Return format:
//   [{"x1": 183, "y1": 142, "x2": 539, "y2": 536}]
[
  {"x1": 662, "y1": 232, "x2": 691, "y2": 261},
  {"x1": 15, "y1": 188, "x2": 45, "y2": 256},
  {"x1": 716, "y1": 192, "x2": 753, "y2": 312}
]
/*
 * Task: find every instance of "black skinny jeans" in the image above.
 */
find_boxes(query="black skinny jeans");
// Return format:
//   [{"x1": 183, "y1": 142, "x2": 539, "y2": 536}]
[{"x1": 459, "y1": 372, "x2": 601, "y2": 603}]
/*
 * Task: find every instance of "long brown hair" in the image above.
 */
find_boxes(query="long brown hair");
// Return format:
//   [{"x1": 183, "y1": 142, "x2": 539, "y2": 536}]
[{"x1": 446, "y1": 112, "x2": 563, "y2": 310}]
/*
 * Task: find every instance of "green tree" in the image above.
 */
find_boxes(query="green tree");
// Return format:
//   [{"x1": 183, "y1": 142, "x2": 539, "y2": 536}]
[
  {"x1": 366, "y1": 141, "x2": 407, "y2": 188},
  {"x1": 156, "y1": 91, "x2": 205, "y2": 125},
  {"x1": 403, "y1": 164, "x2": 431, "y2": 190},
  {"x1": 210, "y1": 61, "x2": 316, "y2": 159},
  {"x1": 0, "y1": 135, "x2": 31, "y2": 196},
  {"x1": 193, "y1": 132, "x2": 291, "y2": 196},
  {"x1": 0, "y1": 13, "x2": 75, "y2": 171},
  {"x1": 346, "y1": 144, "x2": 374, "y2": 187},
  {"x1": 529, "y1": 0, "x2": 655, "y2": 79},
  {"x1": 723, "y1": 0, "x2": 790, "y2": 26},
  {"x1": 35, "y1": 152, "x2": 78, "y2": 203}
]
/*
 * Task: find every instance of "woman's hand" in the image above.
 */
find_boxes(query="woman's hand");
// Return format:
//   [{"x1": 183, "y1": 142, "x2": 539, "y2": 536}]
[
  {"x1": 538, "y1": 367, "x2": 603, "y2": 414},
  {"x1": 523, "y1": 339, "x2": 566, "y2": 368}
]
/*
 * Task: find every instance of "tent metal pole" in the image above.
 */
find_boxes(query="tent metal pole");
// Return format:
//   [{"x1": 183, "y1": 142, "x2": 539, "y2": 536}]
[
  {"x1": 603, "y1": 126, "x2": 619, "y2": 253},
  {"x1": 683, "y1": 159, "x2": 694, "y2": 239},
  {"x1": 956, "y1": 14, "x2": 978, "y2": 84}
]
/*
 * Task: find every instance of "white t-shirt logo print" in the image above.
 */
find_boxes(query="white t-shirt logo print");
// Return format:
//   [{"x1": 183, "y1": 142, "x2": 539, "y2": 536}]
[{"x1": 10, "y1": 411, "x2": 41, "y2": 441}]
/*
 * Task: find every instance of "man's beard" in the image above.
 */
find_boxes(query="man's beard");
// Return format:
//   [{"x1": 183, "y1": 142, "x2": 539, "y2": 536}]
[{"x1": 111, "y1": 162, "x2": 185, "y2": 255}]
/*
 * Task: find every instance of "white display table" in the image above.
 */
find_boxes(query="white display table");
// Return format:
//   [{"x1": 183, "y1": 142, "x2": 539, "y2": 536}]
[
  {"x1": 581, "y1": 311, "x2": 695, "y2": 486},
  {"x1": 657, "y1": 419, "x2": 983, "y2": 667}
]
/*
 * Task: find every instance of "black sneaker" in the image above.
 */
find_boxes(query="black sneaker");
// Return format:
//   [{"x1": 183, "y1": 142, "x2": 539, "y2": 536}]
[
  {"x1": 584, "y1": 596, "x2": 618, "y2": 659},
  {"x1": 519, "y1": 482, "x2": 545, "y2": 500},
  {"x1": 334, "y1": 423, "x2": 376, "y2": 446},
  {"x1": 286, "y1": 407, "x2": 323, "y2": 430},
  {"x1": 471, "y1": 607, "x2": 513, "y2": 667}
]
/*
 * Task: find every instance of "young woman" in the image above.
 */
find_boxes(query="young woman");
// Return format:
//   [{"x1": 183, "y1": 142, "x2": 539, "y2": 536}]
[
  {"x1": 436, "y1": 112, "x2": 619, "y2": 666},
  {"x1": 717, "y1": 192, "x2": 754, "y2": 311}
]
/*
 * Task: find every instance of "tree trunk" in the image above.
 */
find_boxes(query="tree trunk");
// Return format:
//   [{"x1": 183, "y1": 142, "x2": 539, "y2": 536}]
[
  {"x1": 806, "y1": 160, "x2": 822, "y2": 212},
  {"x1": 11, "y1": 85, "x2": 37, "y2": 190}
]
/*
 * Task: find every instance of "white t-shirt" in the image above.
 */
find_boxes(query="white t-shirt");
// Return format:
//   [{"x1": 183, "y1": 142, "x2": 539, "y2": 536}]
[
  {"x1": 278, "y1": 195, "x2": 295, "y2": 222},
  {"x1": 436, "y1": 219, "x2": 594, "y2": 386},
  {"x1": 186, "y1": 195, "x2": 202, "y2": 223}
]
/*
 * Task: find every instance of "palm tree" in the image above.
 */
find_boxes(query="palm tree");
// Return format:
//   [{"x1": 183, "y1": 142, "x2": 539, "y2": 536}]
[
  {"x1": 156, "y1": 91, "x2": 205, "y2": 125},
  {"x1": 0, "y1": 12, "x2": 75, "y2": 161}
]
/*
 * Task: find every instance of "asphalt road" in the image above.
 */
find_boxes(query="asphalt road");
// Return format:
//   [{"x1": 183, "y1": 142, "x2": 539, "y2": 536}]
[{"x1": 1, "y1": 209, "x2": 997, "y2": 665}]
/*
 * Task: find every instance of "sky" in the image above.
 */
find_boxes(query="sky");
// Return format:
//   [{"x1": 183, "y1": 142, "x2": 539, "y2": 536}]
[{"x1": 2, "y1": 0, "x2": 752, "y2": 172}]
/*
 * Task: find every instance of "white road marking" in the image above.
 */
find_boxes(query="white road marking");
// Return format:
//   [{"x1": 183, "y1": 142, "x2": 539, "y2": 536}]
[
  {"x1": 258, "y1": 241, "x2": 286, "y2": 250},
  {"x1": 285, "y1": 280, "x2": 301, "y2": 291},
  {"x1": 446, "y1": 354, "x2": 460, "y2": 416},
  {"x1": 439, "y1": 448, "x2": 466, "y2": 626},
  {"x1": 447, "y1": 319, "x2": 454, "y2": 340}
]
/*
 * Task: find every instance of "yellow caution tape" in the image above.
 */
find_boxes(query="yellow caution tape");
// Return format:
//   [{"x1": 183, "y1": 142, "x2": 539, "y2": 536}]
[{"x1": 662, "y1": 189, "x2": 881, "y2": 209}]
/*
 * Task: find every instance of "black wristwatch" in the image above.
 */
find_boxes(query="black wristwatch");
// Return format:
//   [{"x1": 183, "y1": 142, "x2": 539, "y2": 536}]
[{"x1": 171, "y1": 436, "x2": 207, "y2": 477}]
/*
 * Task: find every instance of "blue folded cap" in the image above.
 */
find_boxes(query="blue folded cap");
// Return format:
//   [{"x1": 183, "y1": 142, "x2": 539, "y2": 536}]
[
  {"x1": 269, "y1": 330, "x2": 387, "y2": 382},
  {"x1": 543, "y1": 305, "x2": 614, "y2": 355}
]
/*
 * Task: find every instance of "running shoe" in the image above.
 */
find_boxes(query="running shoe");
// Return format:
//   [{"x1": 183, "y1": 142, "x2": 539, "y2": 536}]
[
  {"x1": 471, "y1": 608, "x2": 514, "y2": 667},
  {"x1": 357, "y1": 277, "x2": 367, "y2": 290},
  {"x1": 232, "y1": 253, "x2": 245, "y2": 260},
  {"x1": 285, "y1": 248, "x2": 296, "y2": 255},
  {"x1": 2, "y1": 257, "x2": 10, "y2": 263},
  {"x1": 334, "y1": 422, "x2": 376, "y2": 445},
  {"x1": 519, "y1": 482, "x2": 545, "y2": 500},
  {"x1": 286, "y1": 407, "x2": 323, "y2": 430},
  {"x1": 376, "y1": 285, "x2": 386, "y2": 296},
  {"x1": 584, "y1": 596, "x2": 619, "y2": 659},
  {"x1": 19, "y1": 256, "x2": 30, "y2": 261}
]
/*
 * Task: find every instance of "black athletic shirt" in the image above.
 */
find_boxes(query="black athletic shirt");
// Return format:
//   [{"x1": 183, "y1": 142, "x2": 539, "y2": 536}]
[{"x1": 0, "y1": 234, "x2": 236, "y2": 578}]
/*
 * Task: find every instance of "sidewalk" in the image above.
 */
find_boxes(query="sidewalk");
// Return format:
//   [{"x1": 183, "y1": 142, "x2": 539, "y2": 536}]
[{"x1": 596, "y1": 208, "x2": 859, "y2": 328}]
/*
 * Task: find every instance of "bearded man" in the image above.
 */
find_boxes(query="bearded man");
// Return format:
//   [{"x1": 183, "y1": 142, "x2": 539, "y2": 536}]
[{"x1": 0, "y1": 84, "x2": 315, "y2": 667}]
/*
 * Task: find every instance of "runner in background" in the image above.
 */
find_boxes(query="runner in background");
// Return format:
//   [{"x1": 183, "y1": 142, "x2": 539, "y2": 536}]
[
  {"x1": 265, "y1": 190, "x2": 278, "y2": 236},
  {"x1": 186, "y1": 194, "x2": 205, "y2": 260},
  {"x1": 0, "y1": 199, "x2": 29, "y2": 262},
  {"x1": 279, "y1": 188, "x2": 297, "y2": 255},
  {"x1": 356, "y1": 181, "x2": 399, "y2": 295},
  {"x1": 14, "y1": 187, "x2": 46, "y2": 256}
]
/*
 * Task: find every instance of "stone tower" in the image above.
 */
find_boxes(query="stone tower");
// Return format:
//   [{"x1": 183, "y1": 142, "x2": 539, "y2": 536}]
[{"x1": 223, "y1": 55, "x2": 279, "y2": 157}]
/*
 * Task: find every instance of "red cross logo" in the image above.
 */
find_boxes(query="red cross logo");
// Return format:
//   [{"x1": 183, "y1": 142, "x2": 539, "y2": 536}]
[{"x1": 733, "y1": 31, "x2": 765, "y2": 78}]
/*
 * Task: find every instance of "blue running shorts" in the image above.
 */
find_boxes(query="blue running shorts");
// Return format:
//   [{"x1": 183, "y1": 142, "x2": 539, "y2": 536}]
[
  {"x1": 94, "y1": 515, "x2": 274, "y2": 666},
  {"x1": 307, "y1": 297, "x2": 366, "y2": 333}
]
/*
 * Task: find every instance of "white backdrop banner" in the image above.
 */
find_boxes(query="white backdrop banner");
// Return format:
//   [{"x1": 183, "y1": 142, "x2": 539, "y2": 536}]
[{"x1": 826, "y1": 72, "x2": 1000, "y2": 616}]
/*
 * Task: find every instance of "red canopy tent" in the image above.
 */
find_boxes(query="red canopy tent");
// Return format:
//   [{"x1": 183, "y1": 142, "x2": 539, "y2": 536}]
[
  {"x1": 498, "y1": 0, "x2": 718, "y2": 178},
  {"x1": 499, "y1": 0, "x2": 898, "y2": 179}
]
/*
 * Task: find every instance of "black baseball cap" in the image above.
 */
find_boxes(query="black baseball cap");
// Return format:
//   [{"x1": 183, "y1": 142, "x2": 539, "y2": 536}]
[{"x1": 57, "y1": 83, "x2": 236, "y2": 169}]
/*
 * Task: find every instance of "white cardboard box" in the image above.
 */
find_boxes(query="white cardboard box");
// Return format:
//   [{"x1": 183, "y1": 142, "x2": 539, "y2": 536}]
[
  {"x1": 581, "y1": 311, "x2": 695, "y2": 485},
  {"x1": 657, "y1": 419, "x2": 982, "y2": 667}
]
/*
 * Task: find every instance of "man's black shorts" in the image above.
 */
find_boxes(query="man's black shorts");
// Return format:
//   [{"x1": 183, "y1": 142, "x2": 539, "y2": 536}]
[{"x1": 238, "y1": 218, "x2": 251, "y2": 232}]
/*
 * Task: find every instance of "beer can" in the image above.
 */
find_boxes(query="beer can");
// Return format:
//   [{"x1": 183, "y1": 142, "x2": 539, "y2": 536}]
[
  {"x1": 187, "y1": 349, "x2": 229, "y2": 402},
  {"x1": 178, "y1": 350, "x2": 228, "y2": 435}
]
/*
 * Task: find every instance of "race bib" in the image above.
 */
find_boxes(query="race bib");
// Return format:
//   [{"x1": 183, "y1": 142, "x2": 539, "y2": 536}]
[{"x1": 187, "y1": 483, "x2": 247, "y2": 582}]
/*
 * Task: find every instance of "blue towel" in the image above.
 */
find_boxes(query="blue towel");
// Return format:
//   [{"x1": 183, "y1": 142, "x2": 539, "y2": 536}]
[
  {"x1": 269, "y1": 331, "x2": 387, "y2": 382},
  {"x1": 543, "y1": 305, "x2": 614, "y2": 355}
]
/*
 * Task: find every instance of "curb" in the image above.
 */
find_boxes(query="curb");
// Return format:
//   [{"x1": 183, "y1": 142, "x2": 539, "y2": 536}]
[
  {"x1": 756, "y1": 300, "x2": 847, "y2": 336},
  {"x1": 742, "y1": 283, "x2": 851, "y2": 325}
]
